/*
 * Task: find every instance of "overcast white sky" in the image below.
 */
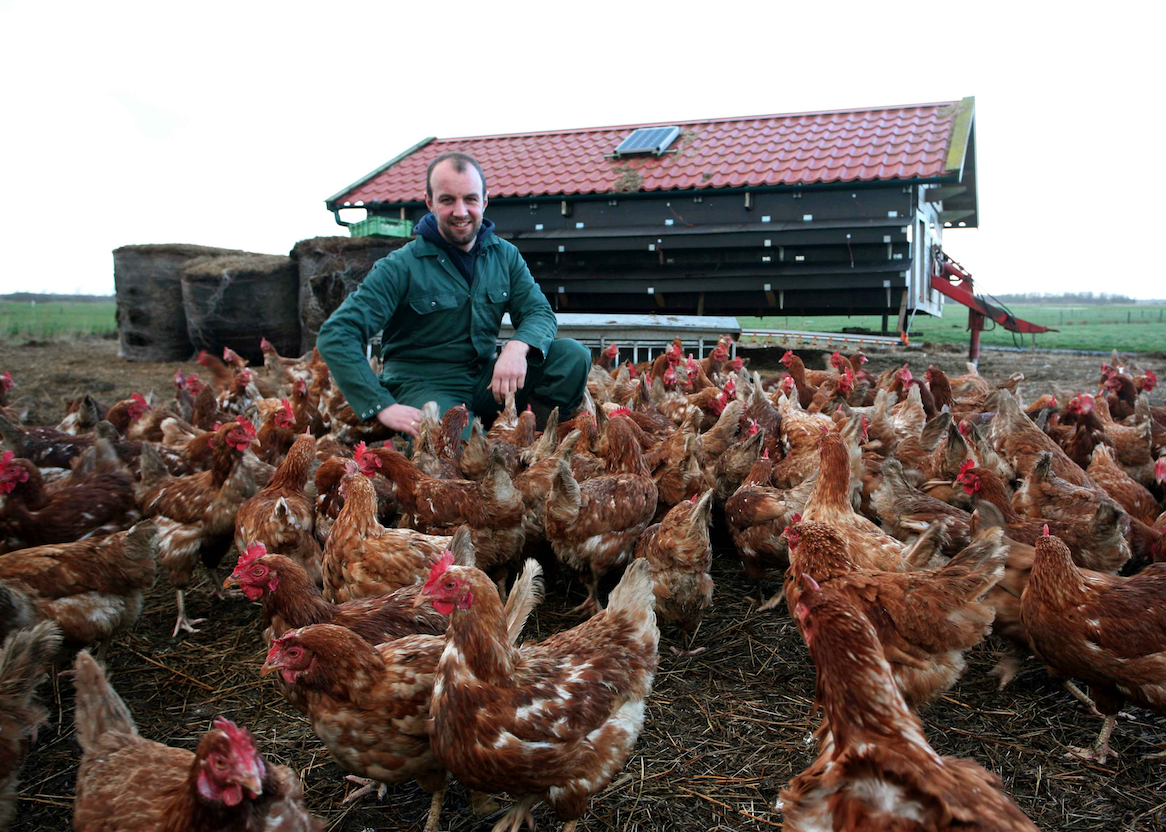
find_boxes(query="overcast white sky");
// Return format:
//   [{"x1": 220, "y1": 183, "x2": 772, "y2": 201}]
[{"x1": 1, "y1": 2, "x2": 1161, "y2": 299}]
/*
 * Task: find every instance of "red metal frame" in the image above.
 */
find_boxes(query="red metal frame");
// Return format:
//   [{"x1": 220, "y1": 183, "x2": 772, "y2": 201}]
[{"x1": 929, "y1": 251, "x2": 1055, "y2": 361}]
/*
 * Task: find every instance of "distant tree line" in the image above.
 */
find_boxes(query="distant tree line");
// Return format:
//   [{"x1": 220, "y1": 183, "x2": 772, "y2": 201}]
[
  {"x1": 988, "y1": 291, "x2": 1137, "y2": 305},
  {"x1": 0, "y1": 292, "x2": 114, "y2": 303}
]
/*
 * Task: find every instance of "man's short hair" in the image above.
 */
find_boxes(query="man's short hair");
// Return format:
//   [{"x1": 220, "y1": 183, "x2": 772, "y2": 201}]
[{"x1": 425, "y1": 152, "x2": 487, "y2": 199}]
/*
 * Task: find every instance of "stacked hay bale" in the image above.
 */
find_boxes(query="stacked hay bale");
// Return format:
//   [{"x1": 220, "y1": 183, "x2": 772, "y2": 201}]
[
  {"x1": 180, "y1": 253, "x2": 300, "y2": 364},
  {"x1": 113, "y1": 243, "x2": 246, "y2": 362},
  {"x1": 290, "y1": 235, "x2": 411, "y2": 353}
]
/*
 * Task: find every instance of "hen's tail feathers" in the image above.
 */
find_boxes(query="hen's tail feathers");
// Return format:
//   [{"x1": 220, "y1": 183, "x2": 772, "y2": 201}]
[
  {"x1": 73, "y1": 651, "x2": 138, "y2": 753},
  {"x1": 0, "y1": 412, "x2": 28, "y2": 455},
  {"x1": 503, "y1": 559, "x2": 544, "y2": 645},
  {"x1": 974, "y1": 501, "x2": 1007, "y2": 531},
  {"x1": 943, "y1": 526, "x2": 1008, "y2": 595},
  {"x1": 449, "y1": 526, "x2": 476, "y2": 568},
  {"x1": 901, "y1": 522, "x2": 948, "y2": 569},
  {"x1": 420, "y1": 401, "x2": 441, "y2": 424},
  {"x1": 78, "y1": 394, "x2": 101, "y2": 428},
  {"x1": 138, "y1": 442, "x2": 171, "y2": 489},
  {"x1": 554, "y1": 429, "x2": 582, "y2": 459},
  {"x1": 546, "y1": 459, "x2": 582, "y2": 525},
  {"x1": 1135, "y1": 393, "x2": 1151, "y2": 423},
  {"x1": 0, "y1": 621, "x2": 61, "y2": 705},
  {"x1": 1092, "y1": 500, "x2": 1126, "y2": 540},
  {"x1": 123, "y1": 520, "x2": 159, "y2": 563},
  {"x1": 521, "y1": 407, "x2": 561, "y2": 466},
  {"x1": 607, "y1": 558, "x2": 656, "y2": 617},
  {"x1": 0, "y1": 580, "x2": 40, "y2": 643},
  {"x1": 920, "y1": 411, "x2": 952, "y2": 451},
  {"x1": 1032, "y1": 451, "x2": 1054, "y2": 482}
]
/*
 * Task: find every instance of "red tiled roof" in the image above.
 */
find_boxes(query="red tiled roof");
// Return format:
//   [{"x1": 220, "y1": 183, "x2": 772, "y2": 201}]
[{"x1": 330, "y1": 100, "x2": 970, "y2": 206}]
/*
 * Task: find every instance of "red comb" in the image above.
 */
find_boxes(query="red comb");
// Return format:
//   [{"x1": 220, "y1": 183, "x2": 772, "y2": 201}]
[
  {"x1": 261, "y1": 337, "x2": 273, "y2": 350},
  {"x1": 958, "y1": 459, "x2": 976, "y2": 476},
  {"x1": 426, "y1": 550, "x2": 454, "y2": 584},
  {"x1": 610, "y1": 407, "x2": 633, "y2": 418},
  {"x1": 1042, "y1": 524, "x2": 1050, "y2": 537},
  {"x1": 761, "y1": 448, "x2": 770, "y2": 459},
  {"x1": 238, "y1": 542, "x2": 267, "y2": 566}
]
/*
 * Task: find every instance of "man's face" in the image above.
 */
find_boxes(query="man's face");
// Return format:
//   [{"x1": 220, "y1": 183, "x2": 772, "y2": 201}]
[{"x1": 425, "y1": 160, "x2": 487, "y2": 251}]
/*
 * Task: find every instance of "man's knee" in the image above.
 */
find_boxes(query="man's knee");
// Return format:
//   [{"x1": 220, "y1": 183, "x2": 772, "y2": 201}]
[{"x1": 544, "y1": 338, "x2": 591, "y2": 382}]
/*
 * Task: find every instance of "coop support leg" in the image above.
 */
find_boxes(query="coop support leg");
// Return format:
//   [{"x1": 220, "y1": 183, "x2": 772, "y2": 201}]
[{"x1": 968, "y1": 310, "x2": 984, "y2": 367}]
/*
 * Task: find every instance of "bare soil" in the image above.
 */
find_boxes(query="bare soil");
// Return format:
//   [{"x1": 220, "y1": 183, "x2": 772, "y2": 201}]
[{"x1": 6, "y1": 336, "x2": 1166, "y2": 832}]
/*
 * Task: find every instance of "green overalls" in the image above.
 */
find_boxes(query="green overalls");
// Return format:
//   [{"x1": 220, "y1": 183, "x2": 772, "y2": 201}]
[{"x1": 316, "y1": 232, "x2": 589, "y2": 427}]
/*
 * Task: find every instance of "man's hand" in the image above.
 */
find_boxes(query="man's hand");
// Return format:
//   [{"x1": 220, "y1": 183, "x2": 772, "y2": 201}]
[
  {"x1": 377, "y1": 403, "x2": 424, "y2": 437},
  {"x1": 490, "y1": 340, "x2": 530, "y2": 403}
]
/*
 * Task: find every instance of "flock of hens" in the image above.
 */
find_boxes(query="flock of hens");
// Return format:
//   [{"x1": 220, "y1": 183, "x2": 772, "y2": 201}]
[{"x1": 0, "y1": 333, "x2": 1164, "y2": 832}]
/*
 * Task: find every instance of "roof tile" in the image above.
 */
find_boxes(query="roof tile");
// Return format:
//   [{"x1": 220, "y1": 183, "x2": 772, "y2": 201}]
[{"x1": 332, "y1": 101, "x2": 964, "y2": 205}]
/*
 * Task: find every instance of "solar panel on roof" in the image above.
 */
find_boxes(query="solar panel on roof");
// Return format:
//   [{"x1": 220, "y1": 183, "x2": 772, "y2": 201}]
[{"x1": 613, "y1": 126, "x2": 681, "y2": 157}]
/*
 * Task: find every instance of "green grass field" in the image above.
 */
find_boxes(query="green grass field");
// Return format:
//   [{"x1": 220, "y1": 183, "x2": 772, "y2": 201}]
[
  {"x1": 0, "y1": 300, "x2": 117, "y2": 339},
  {"x1": 739, "y1": 303, "x2": 1166, "y2": 353},
  {"x1": 1, "y1": 299, "x2": 1163, "y2": 353}
]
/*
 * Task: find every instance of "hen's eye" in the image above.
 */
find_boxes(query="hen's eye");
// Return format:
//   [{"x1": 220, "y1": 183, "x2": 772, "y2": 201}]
[
  {"x1": 289, "y1": 647, "x2": 301, "y2": 658},
  {"x1": 444, "y1": 580, "x2": 457, "y2": 590},
  {"x1": 213, "y1": 756, "x2": 227, "y2": 769},
  {"x1": 252, "y1": 567, "x2": 264, "y2": 576}
]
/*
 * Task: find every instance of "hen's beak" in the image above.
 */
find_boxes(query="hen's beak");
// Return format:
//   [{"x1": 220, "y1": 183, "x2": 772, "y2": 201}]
[
  {"x1": 412, "y1": 591, "x2": 430, "y2": 609},
  {"x1": 259, "y1": 646, "x2": 280, "y2": 677},
  {"x1": 223, "y1": 574, "x2": 239, "y2": 590},
  {"x1": 237, "y1": 768, "x2": 263, "y2": 798}
]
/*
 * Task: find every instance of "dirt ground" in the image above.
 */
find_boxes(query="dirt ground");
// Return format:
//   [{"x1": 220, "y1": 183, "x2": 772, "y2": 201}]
[{"x1": 5, "y1": 335, "x2": 1166, "y2": 832}]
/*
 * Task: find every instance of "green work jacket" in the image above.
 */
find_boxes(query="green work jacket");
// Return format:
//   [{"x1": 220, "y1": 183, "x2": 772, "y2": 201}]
[{"x1": 316, "y1": 233, "x2": 557, "y2": 421}]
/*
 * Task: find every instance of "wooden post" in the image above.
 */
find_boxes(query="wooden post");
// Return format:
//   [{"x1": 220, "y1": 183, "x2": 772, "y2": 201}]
[{"x1": 896, "y1": 290, "x2": 909, "y2": 337}]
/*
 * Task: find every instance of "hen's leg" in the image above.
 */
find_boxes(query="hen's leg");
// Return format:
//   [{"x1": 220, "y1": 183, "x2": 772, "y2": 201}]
[
  {"x1": 568, "y1": 572, "x2": 601, "y2": 616},
  {"x1": 1063, "y1": 680, "x2": 1104, "y2": 717},
  {"x1": 205, "y1": 565, "x2": 224, "y2": 600},
  {"x1": 1067, "y1": 714, "x2": 1118, "y2": 763},
  {"x1": 988, "y1": 653, "x2": 1021, "y2": 689},
  {"x1": 172, "y1": 590, "x2": 206, "y2": 637},
  {"x1": 342, "y1": 775, "x2": 387, "y2": 803},
  {"x1": 668, "y1": 626, "x2": 707, "y2": 657},
  {"x1": 422, "y1": 785, "x2": 446, "y2": 832},
  {"x1": 562, "y1": 822, "x2": 578, "y2": 832},
  {"x1": 470, "y1": 790, "x2": 501, "y2": 816},
  {"x1": 490, "y1": 796, "x2": 538, "y2": 832},
  {"x1": 758, "y1": 585, "x2": 785, "y2": 612}
]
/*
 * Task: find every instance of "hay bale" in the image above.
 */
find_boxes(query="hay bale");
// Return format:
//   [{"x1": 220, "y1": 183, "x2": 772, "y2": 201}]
[
  {"x1": 180, "y1": 253, "x2": 300, "y2": 363},
  {"x1": 290, "y1": 235, "x2": 412, "y2": 352},
  {"x1": 113, "y1": 243, "x2": 247, "y2": 362}
]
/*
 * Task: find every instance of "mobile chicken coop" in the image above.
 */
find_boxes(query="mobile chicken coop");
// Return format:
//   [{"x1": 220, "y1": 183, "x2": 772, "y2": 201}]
[{"x1": 327, "y1": 98, "x2": 981, "y2": 340}]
